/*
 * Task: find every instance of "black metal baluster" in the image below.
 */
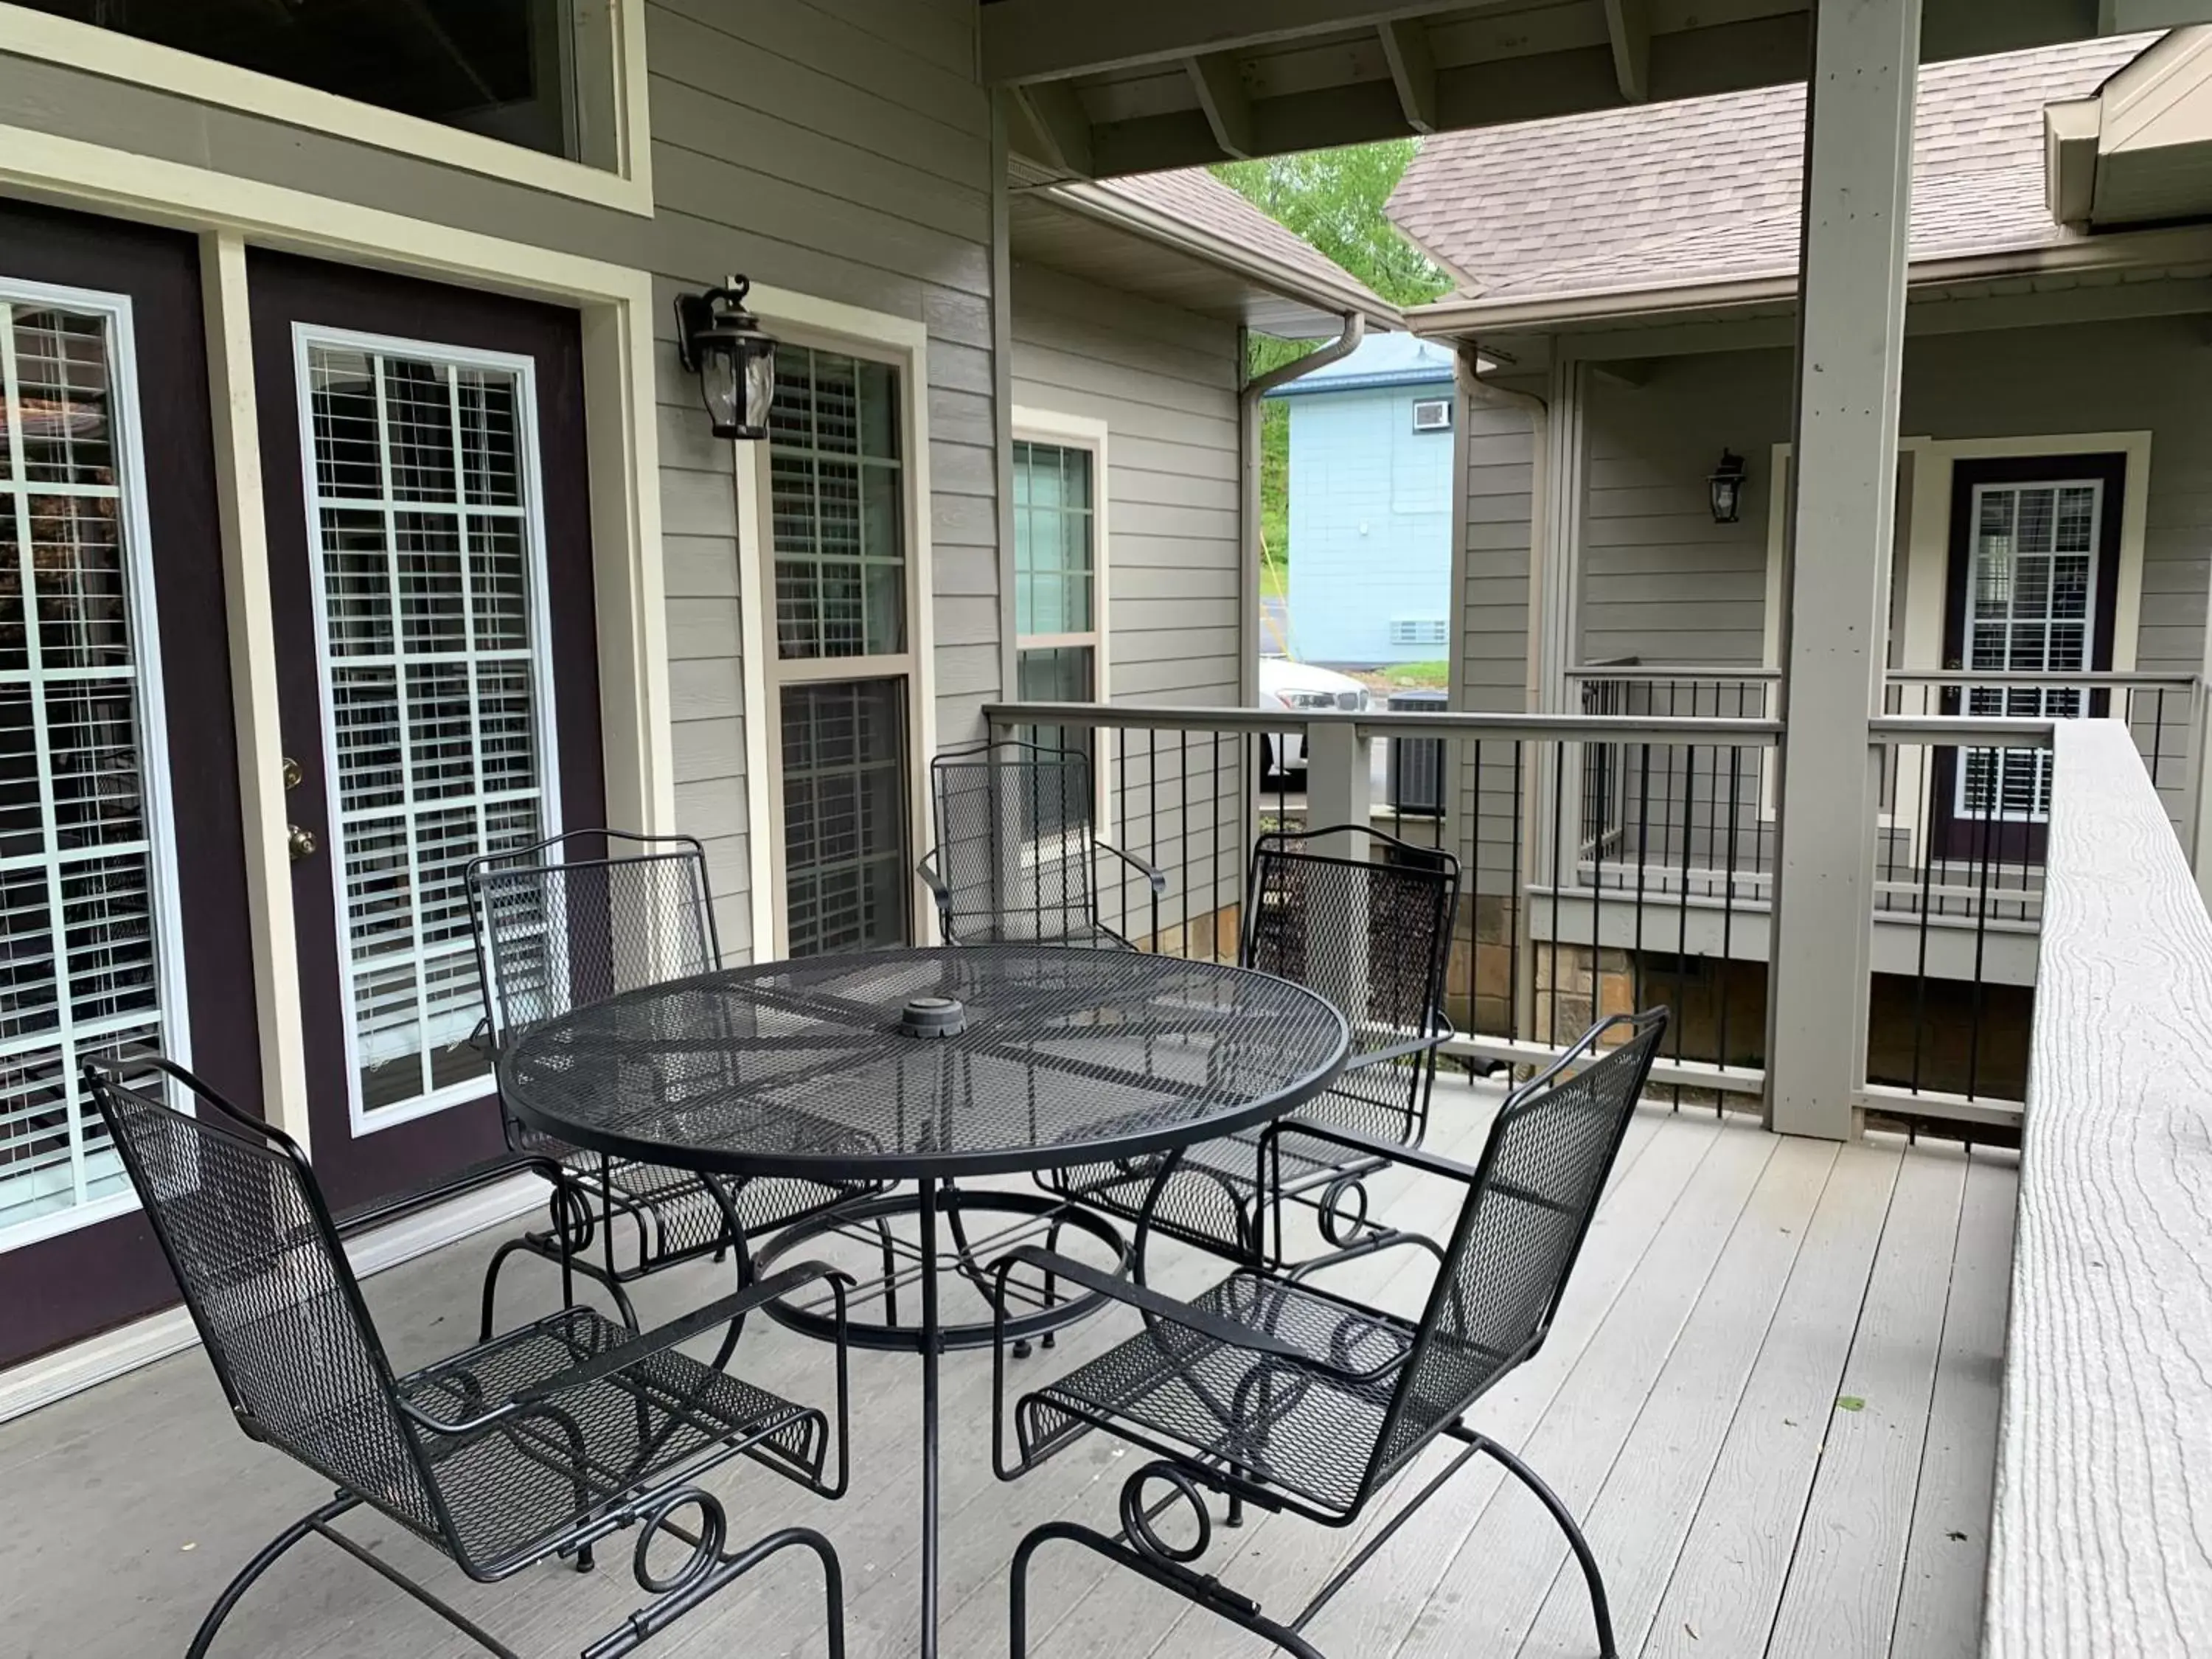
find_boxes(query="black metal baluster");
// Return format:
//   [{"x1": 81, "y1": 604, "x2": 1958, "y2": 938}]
[
  {"x1": 1968, "y1": 738, "x2": 2000, "y2": 1102},
  {"x1": 1721, "y1": 741, "x2": 1741, "y2": 1085},
  {"x1": 1507, "y1": 740, "x2": 1523, "y2": 1052},
  {"x1": 1674, "y1": 740, "x2": 1694, "y2": 1110},
  {"x1": 1178, "y1": 731, "x2": 1192, "y2": 959},
  {"x1": 1549, "y1": 738, "x2": 1564, "y2": 1052}
]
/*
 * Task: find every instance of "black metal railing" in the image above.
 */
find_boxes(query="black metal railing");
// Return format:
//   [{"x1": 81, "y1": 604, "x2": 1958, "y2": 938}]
[{"x1": 982, "y1": 701, "x2": 1780, "y2": 1113}]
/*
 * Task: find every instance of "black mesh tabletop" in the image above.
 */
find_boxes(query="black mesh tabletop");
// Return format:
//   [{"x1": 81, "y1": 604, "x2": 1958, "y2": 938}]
[{"x1": 499, "y1": 946, "x2": 1350, "y2": 1182}]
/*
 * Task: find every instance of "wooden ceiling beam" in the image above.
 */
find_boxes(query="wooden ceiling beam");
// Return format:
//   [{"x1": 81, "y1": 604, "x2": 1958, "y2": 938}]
[
  {"x1": 984, "y1": 0, "x2": 1457, "y2": 85},
  {"x1": 1186, "y1": 52, "x2": 1259, "y2": 159},
  {"x1": 1379, "y1": 17, "x2": 1439, "y2": 133},
  {"x1": 1603, "y1": 0, "x2": 1652, "y2": 102},
  {"x1": 1009, "y1": 79, "x2": 1096, "y2": 176}
]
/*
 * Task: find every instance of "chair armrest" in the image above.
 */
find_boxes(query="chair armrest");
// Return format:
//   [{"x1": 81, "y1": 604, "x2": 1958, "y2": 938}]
[
  {"x1": 398, "y1": 1260, "x2": 851, "y2": 1436},
  {"x1": 915, "y1": 849, "x2": 953, "y2": 908},
  {"x1": 1097, "y1": 840, "x2": 1168, "y2": 897},
  {"x1": 1259, "y1": 1118, "x2": 1481, "y2": 1187},
  {"x1": 987, "y1": 1246, "x2": 1385, "y2": 1387}
]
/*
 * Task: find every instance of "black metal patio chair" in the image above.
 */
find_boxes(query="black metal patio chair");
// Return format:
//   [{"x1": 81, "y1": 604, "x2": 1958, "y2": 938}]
[
  {"x1": 988, "y1": 1009, "x2": 1668, "y2": 1659},
  {"x1": 86, "y1": 1057, "x2": 852, "y2": 1659},
  {"x1": 467, "y1": 830, "x2": 873, "y2": 1337},
  {"x1": 916, "y1": 739, "x2": 1165, "y2": 948},
  {"x1": 1043, "y1": 825, "x2": 1460, "y2": 1273}
]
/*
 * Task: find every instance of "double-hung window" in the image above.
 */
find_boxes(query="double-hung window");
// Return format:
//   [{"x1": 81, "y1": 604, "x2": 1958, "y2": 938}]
[
  {"x1": 1012, "y1": 422, "x2": 1108, "y2": 767},
  {"x1": 765, "y1": 343, "x2": 916, "y2": 959}
]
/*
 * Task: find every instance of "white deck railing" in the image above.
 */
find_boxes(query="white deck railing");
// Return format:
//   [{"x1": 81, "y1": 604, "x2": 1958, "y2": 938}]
[{"x1": 1986, "y1": 717, "x2": 2212, "y2": 1655}]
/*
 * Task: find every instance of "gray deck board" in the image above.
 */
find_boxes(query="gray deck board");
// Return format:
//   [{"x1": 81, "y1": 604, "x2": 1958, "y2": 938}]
[{"x1": 0, "y1": 1083, "x2": 2014, "y2": 1659}]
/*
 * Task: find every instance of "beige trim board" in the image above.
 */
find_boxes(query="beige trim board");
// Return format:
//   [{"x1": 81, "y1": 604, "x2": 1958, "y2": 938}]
[
  {"x1": 0, "y1": 0, "x2": 654, "y2": 215},
  {"x1": 199, "y1": 232, "x2": 311, "y2": 1151},
  {"x1": 735, "y1": 285, "x2": 939, "y2": 959}
]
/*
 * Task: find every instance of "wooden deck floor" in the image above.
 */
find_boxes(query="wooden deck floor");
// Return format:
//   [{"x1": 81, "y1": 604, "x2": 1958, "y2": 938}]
[{"x1": 0, "y1": 1080, "x2": 2016, "y2": 1659}]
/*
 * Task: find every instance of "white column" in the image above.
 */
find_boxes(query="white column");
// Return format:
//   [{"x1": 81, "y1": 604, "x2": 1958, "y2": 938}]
[
  {"x1": 1764, "y1": 0, "x2": 1920, "y2": 1140},
  {"x1": 1305, "y1": 720, "x2": 1373, "y2": 855}
]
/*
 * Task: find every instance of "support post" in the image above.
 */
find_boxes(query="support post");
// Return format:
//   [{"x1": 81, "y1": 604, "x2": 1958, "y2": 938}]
[
  {"x1": 1764, "y1": 0, "x2": 1921, "y2": 1139},
  {"x1": 1305, "y1": 721, "x2": 1372, "y2": 858}
]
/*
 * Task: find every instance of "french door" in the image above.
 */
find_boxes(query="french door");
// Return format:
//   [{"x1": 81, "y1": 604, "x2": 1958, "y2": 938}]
[
  {"x1": 251, "y1": 254, "x2": 604, "y2": 1215},
  {"x1": 0, "y1": 203, "x2": 258, "y2": 1367},
  {"x1": 1934, "y1": 453, "x2": 2124, "y2": 862}
]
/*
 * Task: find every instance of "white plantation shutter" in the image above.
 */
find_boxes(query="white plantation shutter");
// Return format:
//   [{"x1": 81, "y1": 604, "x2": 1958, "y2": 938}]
[
  {"x1": 302, "y1": 335, "x2": 557, "y2": 1124},
  {"x1": 0, "y1": 291, "x2": 183, "y2": 1242},
  {"x1": 1956, "y1": 479, "x2": 2099, "y2": 826}
]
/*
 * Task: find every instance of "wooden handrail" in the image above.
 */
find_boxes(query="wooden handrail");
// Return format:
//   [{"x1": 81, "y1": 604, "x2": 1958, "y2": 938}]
[{"x1": 1986, "y1": 717, "x2": 2212, "y2": 1655}]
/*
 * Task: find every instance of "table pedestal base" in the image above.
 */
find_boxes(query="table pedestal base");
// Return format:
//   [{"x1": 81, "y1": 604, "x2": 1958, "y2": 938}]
[{"x1": 749, "y1": 1184, "x2": 1125, "y2": 1354}]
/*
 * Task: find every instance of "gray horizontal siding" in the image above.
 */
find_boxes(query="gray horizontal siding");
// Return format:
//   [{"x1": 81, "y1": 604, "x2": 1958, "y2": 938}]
[
  {"x1": 1577, "y1": 351, "x2": 1791, "y2": 670},
  {"x1": 1009, "y1": 260, "x2": 1245, "y2": 936},
  {"x1": 0, "y1": 0, "x2": 1002, "y2": 964}
]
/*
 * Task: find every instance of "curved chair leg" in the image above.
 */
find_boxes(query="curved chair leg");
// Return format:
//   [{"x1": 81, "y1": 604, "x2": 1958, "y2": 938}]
[
  {"x1": 187, "y1": 1496, "x2": 358, "y2": 1659},
  {"x1": 1472, "y1": 1434, "x2": 1618, "y2": 1659},
  {"x1": 1011, "y1": 1521, "x2": 1324, "y2": 1659}
]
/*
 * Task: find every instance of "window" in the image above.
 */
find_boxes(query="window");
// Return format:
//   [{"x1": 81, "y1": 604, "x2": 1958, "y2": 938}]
[
  {"x1": 765, "y1": 340, "x2": 918, "y2": 957},
  {"x1": 1956, "y1": 478, "x2": 2099, "y2": 825},
  {"x1": 0, "y1": 283, "x2": 185, "y2": 1245},
  {"x1": 1013, "y1": 432, "x2": 1104, "y2": 698},
  {"x1": 781, "y1": 680, "x2": 909, "y2": 956},
  {"x1": 1012, "y1": 434, "x2": 1107, "y2": 783},
  {"x1": 299, "y1": 331, "x2": 557, "y2": 1126},
  {"x1": 1411, "y1": 397, "x2": 1452, "y2": 433},
  {"x1": 18, "y1": 0, "x2": 618, "y2": 166}
]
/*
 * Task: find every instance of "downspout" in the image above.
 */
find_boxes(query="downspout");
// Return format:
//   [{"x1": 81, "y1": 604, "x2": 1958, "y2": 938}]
[
  {"x1": 1450, "y1": 342, "x2": 1551, "y2": 1044},
  {"x1": 1239, "y1": 313, "x2": 1366, "y2": 706}
]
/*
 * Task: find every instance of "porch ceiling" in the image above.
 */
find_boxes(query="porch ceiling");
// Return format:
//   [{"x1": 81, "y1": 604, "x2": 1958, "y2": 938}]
[{"x1": 984, "y1": 0, "x2": 2210, "y2": 181}]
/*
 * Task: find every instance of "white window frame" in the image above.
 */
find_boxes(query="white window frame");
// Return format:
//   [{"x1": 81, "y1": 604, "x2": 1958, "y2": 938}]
[
  {"x1": 290, "y1": 323, "x2": 563, "y2": 1137},
  {"x1": 0, "y1": 0, "x2": 654, "y2": 216},
  {"x1": 0, "y1": 276, "x2": 190, "y2": 1253},
  {"x1": 1762, "y1": 431, "x2": 2151, "y2": 863},
  {"x1": 1011, "y1": 408, "x2": 1112, "y2": 830},
  {"x1": 1411, "y1": 397, "x2": 1452, "y2": 433},
  {"x1": 734, "y1": 287, "x2": 936, "y2": 961}
]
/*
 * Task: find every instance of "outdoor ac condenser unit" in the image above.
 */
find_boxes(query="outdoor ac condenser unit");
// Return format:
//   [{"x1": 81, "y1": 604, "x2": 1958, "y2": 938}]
[{"x1": 1385, "y1": 689, "x2": 1447, "y2": 816}]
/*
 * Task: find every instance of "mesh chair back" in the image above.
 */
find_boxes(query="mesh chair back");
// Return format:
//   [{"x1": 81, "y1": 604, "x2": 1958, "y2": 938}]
[
  {"x1": 930, "y1": 741, "x2": 1105, "y2": 945},
  {"x1": 467, "y1": 830, "x2": 720, "y2": 1048},
  {"x1": 1373, "y1": 1011, "x2": 1667, "y2": 1475},
  {"x1": 86, "y1": 1060, "x2": 444, "y2": 1541},
  {"x1": 1242, "y1": 827, "x2": 1460, "y2": 1144}
]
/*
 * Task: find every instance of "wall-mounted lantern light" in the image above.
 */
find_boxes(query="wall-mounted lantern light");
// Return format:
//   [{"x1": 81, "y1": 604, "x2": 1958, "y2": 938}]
[
  {"x1": 674, "y1": 277, "x2": 777, "y2": 441},
  {"x1": 1708, "y1": 450, "x2": 1747, "y2": 524}
]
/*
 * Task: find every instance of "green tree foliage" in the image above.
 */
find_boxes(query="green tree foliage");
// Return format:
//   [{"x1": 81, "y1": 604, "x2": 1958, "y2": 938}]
[
  {"x1": 1214, "y1": 140, "x2": 1453, "y2": 311},
  {"x1": 1213, "y1": 142, "x2": 1452, "y2": 585}
]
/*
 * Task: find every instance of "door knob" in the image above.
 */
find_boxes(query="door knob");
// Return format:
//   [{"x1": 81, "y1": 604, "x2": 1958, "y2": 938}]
[
  {"x1": 288, "y1": 824, "x2": 318, "y2": 862},
  {"x1": 282, "y1": 755, "x2": 303, "y2": 790}
]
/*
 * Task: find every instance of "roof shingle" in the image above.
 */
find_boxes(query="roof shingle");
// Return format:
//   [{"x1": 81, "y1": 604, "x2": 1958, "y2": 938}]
[
  {"x1": 1387, "y1": 34, "x2": 2157, "y2": 307},
  {"x1": 1093, "y1": 168, "x2": 1393, "y2": 311}
]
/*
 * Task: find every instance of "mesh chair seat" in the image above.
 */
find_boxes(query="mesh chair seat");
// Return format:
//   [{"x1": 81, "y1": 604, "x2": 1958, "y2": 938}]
[
  {"x1": 401, "y1": 1306, "x2": 818, "y2": 1573},
  {"x1": 1018, "y1": 1270, "x2": 1425, "y2": 1520}
]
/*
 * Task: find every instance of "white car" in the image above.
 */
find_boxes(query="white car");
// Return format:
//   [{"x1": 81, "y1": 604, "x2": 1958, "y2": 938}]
[{"x1": 1257, "y1": 656, "x2": 1369, "y2": 778}]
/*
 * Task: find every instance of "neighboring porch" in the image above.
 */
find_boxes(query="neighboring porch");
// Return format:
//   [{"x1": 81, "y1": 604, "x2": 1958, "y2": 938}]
[{"x1": 0, "y1": 1081, "x2": 2013, "y2": 1659}]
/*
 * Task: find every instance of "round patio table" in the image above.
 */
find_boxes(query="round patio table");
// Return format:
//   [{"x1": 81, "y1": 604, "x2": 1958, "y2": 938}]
[{"x1": 499, "y1": 943, "x2": 1349, "y2": 1659}]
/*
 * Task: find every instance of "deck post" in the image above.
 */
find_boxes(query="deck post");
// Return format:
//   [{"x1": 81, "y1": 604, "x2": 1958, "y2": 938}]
[
  {"x1": 1305, "y1": 721, "x2": 1373, "y2": 858},
  {"x1": 1764, "y1": 0, "x2": 1921, "y2": 1139}
]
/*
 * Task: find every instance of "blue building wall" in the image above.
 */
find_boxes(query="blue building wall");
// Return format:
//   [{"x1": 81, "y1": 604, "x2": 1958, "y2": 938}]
[{"x1": 1275, "y1": 340, "x2": 1455, "y2": 666}]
